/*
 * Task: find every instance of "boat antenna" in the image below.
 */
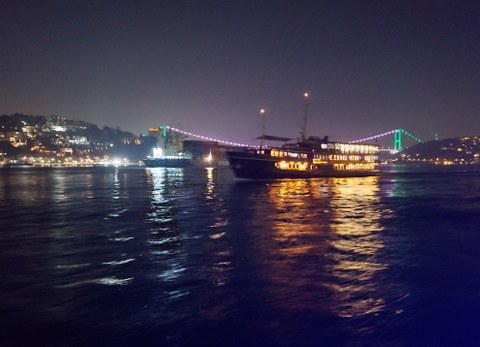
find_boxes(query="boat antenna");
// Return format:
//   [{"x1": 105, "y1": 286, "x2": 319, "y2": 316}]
[
  {"x1": 300, "y1": 92, "x2": 309, "y2": 142},
  {"x1": 260, "y1": 108, "x2": 266, "y2": 147}
]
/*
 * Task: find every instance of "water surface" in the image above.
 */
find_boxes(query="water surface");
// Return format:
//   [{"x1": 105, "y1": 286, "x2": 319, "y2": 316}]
[{"x1": 1, "y1": 166, "x2": 480, "y2": 346}]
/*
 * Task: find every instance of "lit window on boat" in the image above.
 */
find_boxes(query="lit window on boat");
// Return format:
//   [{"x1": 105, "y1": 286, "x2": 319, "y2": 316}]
[
  {"x1": 271, "y1": 150, "x2": 287, "y2": 157},
  {"x1": 330, "y1": 155, "x2": 348, "y2": 161},
  {"x1": 334, "y1": 163, "x2": 376, "y2": 171},
  {"x1": 312, "y1": 158, "x2": 327, "y2": 164},
  {"x1": 275, "y1": 161, "x2": 309, "y2": 171}
]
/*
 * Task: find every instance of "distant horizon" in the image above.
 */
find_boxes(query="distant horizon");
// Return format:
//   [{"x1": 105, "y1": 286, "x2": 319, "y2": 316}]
[{"x1": 2, "y1": 111, "x2": 478, "y2": 150}]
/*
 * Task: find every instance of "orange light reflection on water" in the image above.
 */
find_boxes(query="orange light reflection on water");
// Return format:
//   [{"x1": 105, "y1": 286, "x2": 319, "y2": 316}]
[
  {"x1": 258, "y1": 176, "x2": 390, "y2": 320},
  {"x1": 325, "y1": 176, "x2": 387, "y2": 318},
  {"x1": 267, "y1": 179, "x2": 323, "y2": 255}
]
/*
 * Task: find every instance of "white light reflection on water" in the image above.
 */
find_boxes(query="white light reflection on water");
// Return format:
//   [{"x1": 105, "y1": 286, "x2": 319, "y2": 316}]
[
  {"x1": 146, "y1": 167, "x2": 235, "y2": 321},
  {"x1": 52, "y1": 171, "x2": 69, "y2": 204},
  {"x1": 202, "y1": 168, "x2": 232, "y2": 289},
  {"x1": 205, "y1": 167, "x2": 215, "y2": 200},
  {"x1": 146, "y1": 167, "x2": 184, "y2": 223},
  {"x1": 57, "y1": 276, "x2": 134, "y2": 288},
  {"x1": 112, "y1": 168, "x2": 120, "y2": 200},
  {"x1": 146, "y1": 168, "x2": 187, "y2": 287},
  {"x1": 102, "y1": 258, "x2": 135, "y2": 266}
]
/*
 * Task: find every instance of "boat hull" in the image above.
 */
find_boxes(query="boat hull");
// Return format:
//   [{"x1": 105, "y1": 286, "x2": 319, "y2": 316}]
[
  {"x1": 227, "y1": 150, "x2": 379, "y2": 179},
  {"x1": 143, "y1": 158, "x2": 192, "y2": 168}
]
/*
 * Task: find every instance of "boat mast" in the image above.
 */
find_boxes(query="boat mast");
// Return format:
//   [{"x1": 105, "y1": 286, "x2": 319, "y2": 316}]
[
  {"x1": 300, "y1": 92, "x2": 310, "y2": 142},
  {"x1": 260, "y1": 108, "x2": 266, "y2": 147}
]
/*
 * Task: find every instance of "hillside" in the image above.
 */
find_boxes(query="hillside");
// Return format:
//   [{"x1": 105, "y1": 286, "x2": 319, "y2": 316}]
[
  {"x1": 398, "y1": 136, "x2": 480, "y2": 164},
  {"x1": 0, "y1": 113, "x2": 157, "y2": 165}
]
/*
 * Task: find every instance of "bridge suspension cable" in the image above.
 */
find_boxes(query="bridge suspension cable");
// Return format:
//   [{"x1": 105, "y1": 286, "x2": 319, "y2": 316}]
[
  {"x1": 349, "y1": 130, "x2": 396, "y2": 144},
  {"x1": 166, "y1": 126, "x2": 257, "y2": 148},
  {"x1": 161, "y1": 126, "x2": 424, "y2": 151},
  {"x1": 400, "y1": 129, "x2": 424, "y2": 144},
  {"x1": 349, "y1": 129, "x2": 424, "y2": 151}
]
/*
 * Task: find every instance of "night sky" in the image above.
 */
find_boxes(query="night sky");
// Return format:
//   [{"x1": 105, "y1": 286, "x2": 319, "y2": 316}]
[{"x1": 1, "y1": 0, "x2": 479, "y2": 144}]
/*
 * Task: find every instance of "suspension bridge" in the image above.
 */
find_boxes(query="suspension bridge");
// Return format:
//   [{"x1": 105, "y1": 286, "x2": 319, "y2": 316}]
[
  {"x1": 156, "y1": 126, "x2": 424, "y2": 152},
  {"x1": 349, "y1": 129, "x2": 424, "y2": 152}
]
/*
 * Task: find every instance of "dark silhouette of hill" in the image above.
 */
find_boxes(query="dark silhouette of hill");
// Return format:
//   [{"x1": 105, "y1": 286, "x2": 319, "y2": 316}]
[
  {"x1": 399, "y1": 136, "x2": 480, "y2": 163},
  {"x1": 0, "y1": 113, "x2": 157, "y2": 162}
]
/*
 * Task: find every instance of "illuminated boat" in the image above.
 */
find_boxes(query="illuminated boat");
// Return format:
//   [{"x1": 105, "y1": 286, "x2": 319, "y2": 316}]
[
  {"x1": 227, "y1": 93, "x2": 379, "y2": 179},
  {"x1": 143, "y1": 147, "x2": 224, "y2": 168},
  {"x1": 143, "y1": 146, "x2": 193, "y2": 168},
  {"x1": 226, "y1": 135, "x2": 380, "y2": 179},
  {"x1": 143, "y1": 127, "x2": 227, "y2": 168}
]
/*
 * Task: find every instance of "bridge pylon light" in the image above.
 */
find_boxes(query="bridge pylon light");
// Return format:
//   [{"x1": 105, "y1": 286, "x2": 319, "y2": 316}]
[{"x1": 393, "y1": 129, "x2": 402, "y2": 151}]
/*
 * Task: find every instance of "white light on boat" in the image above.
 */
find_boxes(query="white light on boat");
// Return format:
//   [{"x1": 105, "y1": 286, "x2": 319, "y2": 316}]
[
  {"x1": 152, "y1": 147, "x2": 163, "y2": 158},
  {"x1": 204, "y1": 151, "x2": 213, "y2": 163}
]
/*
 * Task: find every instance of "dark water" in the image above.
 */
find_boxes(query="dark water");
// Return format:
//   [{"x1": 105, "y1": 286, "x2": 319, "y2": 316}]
[{"x1": 1, "y1": 165, "x2": 480, "y2": 347}]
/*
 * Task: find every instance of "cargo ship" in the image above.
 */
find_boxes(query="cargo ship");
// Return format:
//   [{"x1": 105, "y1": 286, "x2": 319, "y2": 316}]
[
  {"x1": 143, "y1": 126, "x2": 229, "y2": 168},
  {"x1": 143, "y1": 141, "x2": 193, "y2": 167},
  {"x1": 143, "y1": 143, "x2": 225, "y2": 168}
]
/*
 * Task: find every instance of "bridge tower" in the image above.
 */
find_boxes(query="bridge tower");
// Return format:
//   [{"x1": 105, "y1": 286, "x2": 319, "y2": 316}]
[
  {"x1": 393, "y1": 129, "x2": 402, "y2": 151},
  {"x1": 160, "y1": 125, "x2": 167, "y2": 138}
]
